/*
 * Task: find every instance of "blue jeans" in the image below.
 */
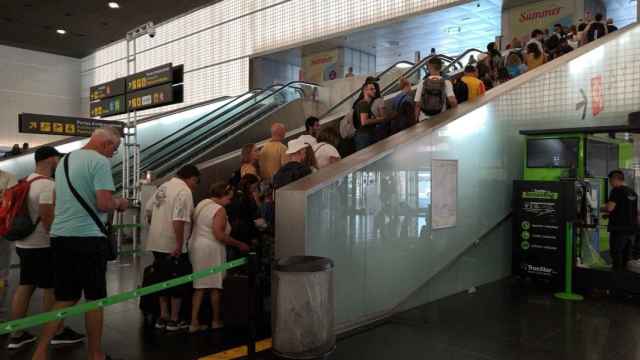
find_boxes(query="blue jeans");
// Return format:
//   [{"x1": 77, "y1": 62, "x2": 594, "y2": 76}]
[{"x1": 354, "y1": 131, "x2": 375, "y2": 151}]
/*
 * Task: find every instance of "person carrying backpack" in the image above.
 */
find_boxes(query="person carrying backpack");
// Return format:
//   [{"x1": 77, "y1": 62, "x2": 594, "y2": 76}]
[
  {"x1": 0, "y1": 168, "x2": 17, "y2": 288},
  {"x1": 389, "y1": 77, "x2": 417, "y2": 135},
  {"x1": 3, "y1": 146, "x2": 86, "y2": 349},
  {"x1": 414, "y1": 57, "x2": 457, "y2": 119},
  {"x1": 585, "y1": 13, "x2": 608, "y2": 43}
]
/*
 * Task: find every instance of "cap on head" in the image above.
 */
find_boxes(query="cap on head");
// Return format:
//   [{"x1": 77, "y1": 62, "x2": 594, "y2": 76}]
[
  {"x1": 608, "y1": 169, "x2": 624, "y2": 181},
  {"x1": 286, "y1": 138, "x2": 310, "y2": 155},
  {"x1": 35, "y1": 146, "x2": 63, "y2": 163}
]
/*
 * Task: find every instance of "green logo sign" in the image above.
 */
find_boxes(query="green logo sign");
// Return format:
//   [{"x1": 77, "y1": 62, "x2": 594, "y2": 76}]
[
  {"x1": 521, "y1": 241, "x2": 530, "y2": 250},
  {"x1": 521, "y1": 221, "x2": 530, "y2": 230},
  {"x1": 521, "y1": 231, "x2": 530, "y2": 240}
]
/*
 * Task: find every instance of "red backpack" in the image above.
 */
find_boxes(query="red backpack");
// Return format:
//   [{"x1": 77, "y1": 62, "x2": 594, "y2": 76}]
[{"x1": 0, "y1": 176, "x2": 47, "y2": 241}]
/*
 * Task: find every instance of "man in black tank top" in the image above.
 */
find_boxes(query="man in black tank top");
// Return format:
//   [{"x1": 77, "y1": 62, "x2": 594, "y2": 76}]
[{"x1": 603, "y1": 170, "x2": 638, "y2": 270}]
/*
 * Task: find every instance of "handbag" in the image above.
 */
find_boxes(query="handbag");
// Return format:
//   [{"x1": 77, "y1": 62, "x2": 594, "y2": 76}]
[{"x1": 63, "y1": 153, "x2": 118, "y2": 261}]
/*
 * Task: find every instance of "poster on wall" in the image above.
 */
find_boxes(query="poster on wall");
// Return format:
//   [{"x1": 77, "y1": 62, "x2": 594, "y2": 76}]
[
  {"x1": 509, "y1": 0, "x2": 575, "y2": 43},
  {"x1": 432, "y1": 159, "x2": 457, "y2": 229},
  {"x1": 302, "y1": 49, "x2": 338, "y2": 83}
]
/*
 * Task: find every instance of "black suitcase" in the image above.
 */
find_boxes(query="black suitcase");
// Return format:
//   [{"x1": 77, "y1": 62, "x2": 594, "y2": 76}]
[{"x1": 222, "y1": 274, "x2": 249, "y2": 328}]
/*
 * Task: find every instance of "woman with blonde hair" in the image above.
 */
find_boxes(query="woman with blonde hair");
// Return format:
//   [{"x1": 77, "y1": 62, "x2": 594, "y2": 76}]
[{"x1": 189, "y1": 182, "x2": 249, "y2": 333}]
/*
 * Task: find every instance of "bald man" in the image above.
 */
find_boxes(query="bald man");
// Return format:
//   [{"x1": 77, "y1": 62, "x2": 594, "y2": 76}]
[
  {"x1": 259, "y1": 123, "x2": 288, "y2": 182},
  {"x1": 33, "y1": 127, "x2": 128, "y2": 360}
]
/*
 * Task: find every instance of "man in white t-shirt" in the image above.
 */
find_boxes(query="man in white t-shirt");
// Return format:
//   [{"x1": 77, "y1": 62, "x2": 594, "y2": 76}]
[
  {"x1": 7, "y1": 146, "x2": 84, "y2": 349},
  {"x1": 313, "y1": 128, "x2": 342, "y2": 169},
  {"x1": 414, "y1": 57, "x2": 457, "y2": 120},
  {"x1": 145, "y1": 164, "x2": 200, "y2": 332}
]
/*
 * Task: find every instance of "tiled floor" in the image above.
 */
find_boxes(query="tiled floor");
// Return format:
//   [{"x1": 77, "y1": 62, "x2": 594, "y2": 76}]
[{"x1": 2, "y1": 255, "x2": 640, "y2": 360}]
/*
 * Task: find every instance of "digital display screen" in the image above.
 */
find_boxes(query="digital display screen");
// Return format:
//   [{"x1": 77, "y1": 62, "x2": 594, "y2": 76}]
[
  {"x1": 19, "y1": 113, "x2": 124, "y2": 138},
  {"x1": 126, "y1": 63, "x2": 173, "y2": 92},
  {"x1": 527, "y1": 138, "x2": 579, "y2": 168},
  {"x1": 126, "y1": 83, "x2": 174, "y2": 111},
  {"x1": 90, "y1": 95, "x2": 126, "y2": 117},
  {"x1": 90, "y1": 78, "x2": 126, "y2": 101}
]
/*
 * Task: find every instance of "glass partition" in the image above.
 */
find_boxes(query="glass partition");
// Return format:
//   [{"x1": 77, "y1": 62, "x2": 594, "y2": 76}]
[{"x1": 276, "y1": 23, "x2": 640, "y2": 331}]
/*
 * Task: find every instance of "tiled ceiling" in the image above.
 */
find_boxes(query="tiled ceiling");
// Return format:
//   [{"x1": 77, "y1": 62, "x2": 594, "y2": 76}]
[
  {"x1": 0, "y1": 0, "x2": 222, "y2": 58},
  {"x1": 265, "y1": 0, "x2": 503, "y2": 70}
]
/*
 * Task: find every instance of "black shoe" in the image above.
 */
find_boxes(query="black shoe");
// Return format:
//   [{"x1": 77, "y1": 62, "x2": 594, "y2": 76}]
[
  {"x1": 165, "y1": 320, "x2": 188, "y2": 332},
  {"x1": 7, "y1": 331, "x2": 37, "y2": 350},
  {"x1": 50, "y1": 327, "x2": 86, "y2": 345}
]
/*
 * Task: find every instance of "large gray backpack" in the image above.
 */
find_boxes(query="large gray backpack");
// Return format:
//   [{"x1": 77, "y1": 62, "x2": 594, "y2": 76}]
[{"x1": 420, "y1": 77, "x2": 446, "y2": 116}]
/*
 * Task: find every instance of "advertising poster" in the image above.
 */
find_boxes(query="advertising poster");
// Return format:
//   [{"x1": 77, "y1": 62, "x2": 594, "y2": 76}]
[
  {"x1": 509, "y1": 0, "x2": 575, "y2": 42},
  {"x1": 302, "y1": 50, "x2": 338, "y2": 83}
]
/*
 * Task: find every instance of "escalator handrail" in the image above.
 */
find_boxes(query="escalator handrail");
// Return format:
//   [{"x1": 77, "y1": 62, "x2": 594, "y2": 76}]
[
  {"x1": 441, "y1": 48, "x2": 487, "y2": 75},
  {"x1": 117, "y1": 81, "x2": 317, "y2": 176},
  {"x1": 379, "y1": 54, "x2": 447, "y2": 95},
  {"x1": 139, "y1": 81, "x2": 321, "y2": 174},
  {"x1": 319, "y1": 60, "x2": 416, "y2": 118}
]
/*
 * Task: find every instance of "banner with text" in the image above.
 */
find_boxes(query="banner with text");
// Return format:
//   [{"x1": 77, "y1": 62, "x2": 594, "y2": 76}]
[{"x1": 509, "y1": 0, "x2": 575, "y2": 42}]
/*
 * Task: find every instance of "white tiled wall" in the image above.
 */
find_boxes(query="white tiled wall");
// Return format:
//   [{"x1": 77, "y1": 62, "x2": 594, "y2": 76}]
[{"x1": 80, "y1": 0, "x2": 461, "y2": 119}]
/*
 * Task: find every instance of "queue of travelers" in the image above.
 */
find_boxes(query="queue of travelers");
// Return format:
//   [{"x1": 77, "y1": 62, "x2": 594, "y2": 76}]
[{"x1": 0, "y1": 14, "x2": 624, "y2": 358}]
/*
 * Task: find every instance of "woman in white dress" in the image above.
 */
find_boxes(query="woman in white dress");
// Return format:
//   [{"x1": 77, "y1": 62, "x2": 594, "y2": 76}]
[{"x1": 189, "y1": 182, "x2": 249, "y2": 332}]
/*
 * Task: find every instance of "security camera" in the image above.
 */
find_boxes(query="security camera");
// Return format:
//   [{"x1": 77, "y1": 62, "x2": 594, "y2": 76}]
[{"x1": 148, "y1": 28, "x2": 156, "y2": 38}]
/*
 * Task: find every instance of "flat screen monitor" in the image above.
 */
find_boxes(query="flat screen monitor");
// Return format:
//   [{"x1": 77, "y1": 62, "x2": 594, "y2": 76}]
[{"x1": 527, "y1": 138, "x2": 579, "y2": 168}]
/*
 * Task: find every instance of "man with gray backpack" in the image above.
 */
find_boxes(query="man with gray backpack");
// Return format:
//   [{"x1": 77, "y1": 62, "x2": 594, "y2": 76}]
[{"x1": 414, "y1": 57, "x2": 458, "y2": 119}]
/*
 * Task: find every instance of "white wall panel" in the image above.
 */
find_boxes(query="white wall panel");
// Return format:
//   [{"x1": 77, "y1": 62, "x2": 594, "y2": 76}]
[
  {"x1": 0, "y1": 45, "x2": 81, "y2": 147},
  {"x1": 81, "y1": 0, "x2": 462, "y2": 117}
]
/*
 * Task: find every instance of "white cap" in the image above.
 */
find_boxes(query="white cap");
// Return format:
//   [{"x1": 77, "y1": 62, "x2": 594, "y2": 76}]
[{"x1": 286, "y1": 138, "x2": 310, "y2": 155}]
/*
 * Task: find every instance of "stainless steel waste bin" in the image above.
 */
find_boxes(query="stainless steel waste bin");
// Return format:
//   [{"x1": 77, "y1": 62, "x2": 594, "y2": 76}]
[{"x1": 272, "y1": 256, "x2": 335, "y2": 359}]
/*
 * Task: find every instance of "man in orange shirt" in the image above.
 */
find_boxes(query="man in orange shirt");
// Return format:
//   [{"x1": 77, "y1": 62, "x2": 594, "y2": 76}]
[{"x1": 460, "y1": 65, "x2": 486, "y2": 101}]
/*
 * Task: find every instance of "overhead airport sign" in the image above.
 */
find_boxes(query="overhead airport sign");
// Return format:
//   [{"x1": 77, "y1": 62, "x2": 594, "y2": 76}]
[
  {"x1": 90, "y1": 95, "x2": 126, "y2": 117},
  {"x1": 19, "y1": 113, "x2": 124, "y2": 137},
  {"x1": 126, "y1": 63, "x2": 173, "y2": 92},
  {"x1": 126, "y1": 83, "x2": 174, "y2": 111},
  {"x1": 88, "y1": 63, "x2": 182, "y2": 117},
  {"x1": 90, "y1": 78, "x2": 126, "y2": 101}
]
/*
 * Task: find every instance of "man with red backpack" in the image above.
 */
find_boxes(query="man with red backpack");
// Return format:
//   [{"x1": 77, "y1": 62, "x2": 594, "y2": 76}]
[
  {"x1": 414, "y1": 57, "x2": 458, "y2": 120},
  {"x1": 3, "y1": 146, "x2": 85, "y2": 350},
  {"x1": 0, "y1": 168, "x2": 17, "y2": 288}
]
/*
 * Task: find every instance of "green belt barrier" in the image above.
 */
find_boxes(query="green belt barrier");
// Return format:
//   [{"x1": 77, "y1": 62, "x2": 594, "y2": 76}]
[{"x1": 0, "y1": 257, "x2": 248, "y2": 335}]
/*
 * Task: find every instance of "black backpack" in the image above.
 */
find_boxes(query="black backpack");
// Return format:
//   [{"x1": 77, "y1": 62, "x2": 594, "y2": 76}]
[
  {"x1": 587, "y1": 22, "x2": 606, "y2": 42},
  {"x1": 453, "y1": 79, "x2": 468, "y2": 104},
  {"x1": 420, "y1": 78, "x2": 446, "y2": 116}
]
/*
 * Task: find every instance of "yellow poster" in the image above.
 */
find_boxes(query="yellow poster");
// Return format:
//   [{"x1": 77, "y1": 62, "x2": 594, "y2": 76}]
[
  {"x1": 302, "y1": 49, "x2": 338, "y2": 83},
  {"x1": 509, "y1": 0, "x2": 575, "y2": 42}
]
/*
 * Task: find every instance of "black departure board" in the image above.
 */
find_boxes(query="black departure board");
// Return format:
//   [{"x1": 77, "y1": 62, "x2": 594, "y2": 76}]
[
  {"x1": 126, "y1": 63, "x2": 173, "y2": 92},
  {"x1": 90, "y1": 95, "x2": 126, "y2": 117},
  {"x1": 126, "y1": 83, "x2": 174, "y2": 111},
  {"x1": 19, "y1": 113, "x2": 124, "y2": 137},
  {"x1": 90, "y1": 78, "x2": 126, "y2": 101}
]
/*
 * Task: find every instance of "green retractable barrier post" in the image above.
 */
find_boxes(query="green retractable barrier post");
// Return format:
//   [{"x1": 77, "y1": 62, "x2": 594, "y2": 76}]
[
  {"x1": 554, "y1": 222, "x2": 584, "y2": 301},
  {"x1": 0, "y1": 257, "x2": 247, "y2": 335}
]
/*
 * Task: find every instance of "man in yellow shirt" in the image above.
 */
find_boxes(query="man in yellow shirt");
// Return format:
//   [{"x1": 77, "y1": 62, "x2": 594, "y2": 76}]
[
  {"x1": 460, "y1": 65, "x2": 486, "y2": 101},
  {"x1": 259, "y1": 122, "x2": 288, "y2": 182}
]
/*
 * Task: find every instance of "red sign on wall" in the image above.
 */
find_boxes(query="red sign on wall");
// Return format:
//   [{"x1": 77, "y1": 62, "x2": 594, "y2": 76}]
[{"x1": 591, "y1": 75, "x2": 604, "y2": 117}]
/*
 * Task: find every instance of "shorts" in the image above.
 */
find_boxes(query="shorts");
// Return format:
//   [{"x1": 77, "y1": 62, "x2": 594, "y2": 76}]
[
  {"x1": 152, "y1": 252, "x2": 192, "y2": 298},
  {"x1": 51, "y1": 236, "x2": 108, "y2": 301},
  {"x1": 16, "y1": 247, "x2": 54, "y2": 289}
]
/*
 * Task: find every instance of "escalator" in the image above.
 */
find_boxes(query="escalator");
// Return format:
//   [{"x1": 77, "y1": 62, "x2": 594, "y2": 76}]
[
  {"x1": 0, "y1": 52, "x2": 468, "y2": 186},
  {"x1": 273, "y1": 24, "x2": 640, "y2": 333}
]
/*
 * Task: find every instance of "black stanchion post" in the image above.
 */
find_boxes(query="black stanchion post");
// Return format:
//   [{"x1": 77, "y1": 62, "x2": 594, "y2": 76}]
[{"x1": 247, "y1": 252, "x2": 257, "y2": 359}]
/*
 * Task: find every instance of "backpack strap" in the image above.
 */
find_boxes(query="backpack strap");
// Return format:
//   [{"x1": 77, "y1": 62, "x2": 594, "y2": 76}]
[{"x1": 26, "y1": 176, "x2": 49, "y2": 184}]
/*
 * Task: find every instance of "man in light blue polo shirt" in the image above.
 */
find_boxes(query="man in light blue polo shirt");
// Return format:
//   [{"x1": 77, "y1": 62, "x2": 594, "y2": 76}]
[{"x1": 33, "y1": 127, "x2": 128, "y2": 360}]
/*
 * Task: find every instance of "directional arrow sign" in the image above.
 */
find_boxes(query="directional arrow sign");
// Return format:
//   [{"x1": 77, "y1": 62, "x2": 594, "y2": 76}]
[{"x1": 575, "y1": 89, "x2": 588, "y2": 120}]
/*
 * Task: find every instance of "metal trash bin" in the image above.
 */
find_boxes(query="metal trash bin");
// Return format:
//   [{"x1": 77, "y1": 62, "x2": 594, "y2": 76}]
[{"x1": 272, "y1": 256, "x2": 335, "y2": 359}]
